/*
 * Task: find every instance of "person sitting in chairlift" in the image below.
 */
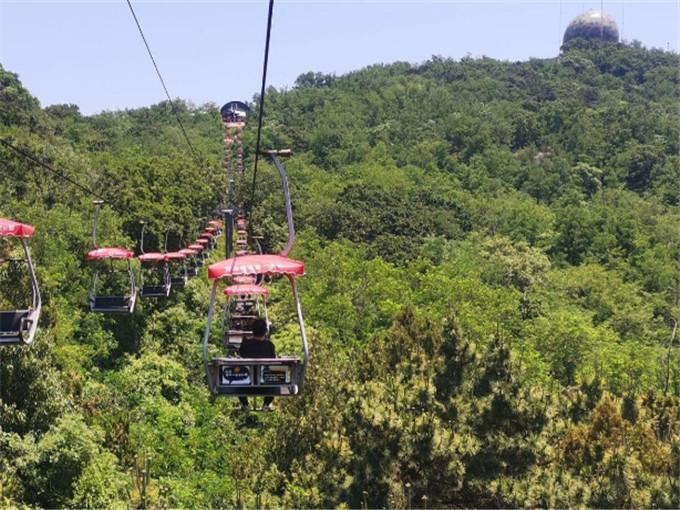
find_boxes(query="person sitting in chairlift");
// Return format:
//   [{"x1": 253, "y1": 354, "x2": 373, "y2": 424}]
[{"x1": 239, "y1": 318, "x2": 275, "y2": 412}]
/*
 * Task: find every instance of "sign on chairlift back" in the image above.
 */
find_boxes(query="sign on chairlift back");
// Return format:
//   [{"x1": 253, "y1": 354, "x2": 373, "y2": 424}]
[
  {"x1": 219, "y1": 364, "x2": 291, "y2": 386},
  {"x1": 220, "y1": 365, "x2": 251, "y2": 385}
]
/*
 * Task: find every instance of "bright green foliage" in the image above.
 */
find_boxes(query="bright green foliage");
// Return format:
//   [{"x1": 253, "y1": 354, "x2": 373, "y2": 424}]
[{"x1": 1, "y1": 40, "x2": 680, "y2": 507}]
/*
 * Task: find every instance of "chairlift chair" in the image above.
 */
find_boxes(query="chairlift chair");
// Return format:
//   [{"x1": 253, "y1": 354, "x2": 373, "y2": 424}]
[
  {"x1": 138, "y1": 253, "x2": 171, "y2": 298},
  {"x1": 207, "y1": 220, "x2": 223, "y2": 236},
  {"x1": 179, "y1": 248, "x2": 199, "y2": 277},
  {"x1": 165, "y1": 251, "x2": 188, "y2": 288},
  {"x1": 203, "y1": 255, "x2": 308, "y2": 398},
  {"x1": 87, "y1": 202, "x2": 137, "y2": 313},
  {"x1": 87, "y1": 248, "x2": 137, "y2": 313},
  {"x1": 195, "y1": 238, "x2": 211, "y2": 254},
  {"x1": 136, "y1": 223, "x2": 171, "y2": 298},
  {"x1": 221, "y1": 283, "x2": 269, "y2": 351},
  {"x1": 188, "y1": 243, "x2": 206, "y2": 267},
  {"x1": 0, "y1": 218, "x2": 41, "y2": 345},
  {"x1": 199, "y1": 231, "x2": 216, "y2": 250}
]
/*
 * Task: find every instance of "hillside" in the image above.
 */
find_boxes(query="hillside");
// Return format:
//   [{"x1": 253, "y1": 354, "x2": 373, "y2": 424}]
[{"x1": 0, "y1": 40, "x2": 679, "y2": 508}]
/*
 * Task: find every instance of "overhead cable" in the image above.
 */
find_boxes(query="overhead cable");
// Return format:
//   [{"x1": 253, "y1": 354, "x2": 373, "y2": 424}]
[
  {"x1": 124, "y1": 0, "x2": 205, "y2": 169},
  {"x1": 248, "y1": 0, "x2": 275, "y2": 218},
  {"x1": 0, "y1": 137, "x2": 111, "y2": 205}
]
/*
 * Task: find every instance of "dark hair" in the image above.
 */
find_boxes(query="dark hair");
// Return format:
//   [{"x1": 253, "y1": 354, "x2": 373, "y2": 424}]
[{"x1": 252, "y1": 318, "x2": 268, "y2": 338}]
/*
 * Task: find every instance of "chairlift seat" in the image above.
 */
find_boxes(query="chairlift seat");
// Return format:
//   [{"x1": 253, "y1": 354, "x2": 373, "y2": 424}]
[
  {"x1": 206, "y1": 357, "x2": 302, "y2": 397},
  {"x1": 140, "y1": 285, "x2": 171, "y2": 298},
  {"x1": 0, "y1": 310, "x2": 37, "y2": 344},
  {"x1": 90, "y1": 295, "x2": 135, "y2": 313},
  {"x1": 171, "y1": 276, "x2": 187, "y2": 288}
]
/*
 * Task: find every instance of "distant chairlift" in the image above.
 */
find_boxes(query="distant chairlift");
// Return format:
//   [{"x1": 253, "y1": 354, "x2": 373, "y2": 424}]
[
  {"x1": 188, "y1": 243, "x2": 206, "y2": 267},
  {"x1": 195, "y1": 237, "x2": 211, "y2": 253},
  {"x1": 87, "y1": 201, "x2": 137, "y2": 314},
  {"x1": 137, "y1": 224, "x2": 171, "y2": 298},
  {"x1": 199, "y1": 232, "x2": 216, "y2": 250},
  {"x1": 165, "y1": 251, "x2": 188, "y2": 288},
  {"x1": 179, "y1": 248, "x2": 200, "y2": 278},
  {"x1": 0, "y1": 218, "x2": 41, "y2": 345},
  {"x1": 220, "y1": 101, "x2": 250, "y2": 128},
  {"x1": 221, "y1": 283, "x2": 269, "y2": 351},
  {"x1": 207, "y1": 220, "x2": 223, "y2": 236}
]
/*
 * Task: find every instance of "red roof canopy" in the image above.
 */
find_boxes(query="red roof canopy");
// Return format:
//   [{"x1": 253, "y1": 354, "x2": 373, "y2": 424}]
[
  {"x1": 138, "y1": 252, "x2": 166, "y2": 263},
  {"x1": 208, "y1": 220, "x2": 222, "y2": 228},
  {"x1": 188, "y1": 244, "x2": 204, "y2": 251},
  {"x1": 199, "y1": 232, "x2": 214, "y2": 239},
  {"x1": 179, "y1": 248, "x2": 198, "y2": 256},
  {"x1": 196, "y1": 238, "x2": 210, "y2": 245},
  {"x1": 87, "y1": 247, "x2": 134, "y2": 260},
  {"x1": 204, "y1": 227, "x2": 217, "y2": 233},
  {"x1": 165, "y1": 251, "x2": 186, "y2": 260},
  {"x1": 224, "y1": 284, "x2": 269, "y2": 297},
  {"x1": 208, "y1": 254, "x2": 305, "y2": 280},
  {"x1": 0, "y1": 218, "x2": 35, "y2": 238}
]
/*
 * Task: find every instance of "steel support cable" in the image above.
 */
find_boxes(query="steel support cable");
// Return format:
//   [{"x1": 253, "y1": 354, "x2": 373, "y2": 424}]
[
  {"x1": 124, "y1": 0, "x2": 205, "y2": 170},
  {"x1": 0, "y1": 137, "x2": 114, "y2": 206},
  {"x1": 247, "y1": 0, "x2": 275, "y2": 219}
]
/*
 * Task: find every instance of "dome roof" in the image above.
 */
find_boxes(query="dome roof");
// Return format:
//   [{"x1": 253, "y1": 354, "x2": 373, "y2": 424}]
[{"x1": 563, "y1": 10, "x2": 619, "y2": 44}]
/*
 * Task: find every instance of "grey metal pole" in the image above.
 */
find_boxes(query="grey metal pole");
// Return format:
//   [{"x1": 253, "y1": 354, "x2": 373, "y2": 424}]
[{"x1": 223, "y1": 208, "x2": 234, "y2": 259}]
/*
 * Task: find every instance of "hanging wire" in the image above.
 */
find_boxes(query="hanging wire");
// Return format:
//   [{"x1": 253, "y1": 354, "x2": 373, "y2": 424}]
[
  {"x1": 124, "y1": 0, "x2": 205, "y2": 170},
  {"x1": 247, "y1": 0, "x2": 275, "y2": 219},
  {"x1": 0, "y1": 137, "x2": 112, "y2": 205}
]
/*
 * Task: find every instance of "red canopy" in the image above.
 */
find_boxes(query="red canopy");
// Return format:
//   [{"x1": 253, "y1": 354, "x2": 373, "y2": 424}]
[
  {"x1": 87, "y1": 247, "x2": 134, "y2": 260},
  {"x1": 179, "y1": 248, "x2": 198, "y2": 256},
  {"x1": 196, "y1": 238, "x2": 210, "y2": 245},
  {"x1": 188, "y1": 243, "x2": 204, "y2": 251},
  {"x1": 199, "y1": 232, "x2": 214, "y2": 239},
  {"x1": 165, "y1": 251, "x2": 186, "y2": 260},
  {"x1": 224, "y1": 284, "x2": 269, "y2": 297},
  {"x1": 138, "y1": 252, "x2": 166, "y2": 263},
  {"x1": 204, "y1": 227, "x2": 217, "y2": 233},
  {"x1": 208, "y1": 220, "x2": 222, "y2": 228},
  {"x1": 208, "y1": 254, "x2": 305, "y2": 280},
  {"x1": 0, "y1": 218, "x2": 35, "y2": 238}
]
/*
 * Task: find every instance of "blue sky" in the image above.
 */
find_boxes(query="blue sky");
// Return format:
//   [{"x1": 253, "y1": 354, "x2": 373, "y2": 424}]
[{"x1": 1, "y1": 0, "x2": 678, "y2": 115}]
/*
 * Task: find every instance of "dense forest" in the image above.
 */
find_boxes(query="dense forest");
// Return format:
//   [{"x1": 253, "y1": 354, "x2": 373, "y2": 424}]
[{"x1": 1, "y1": 39, "x2": 679, "y2": 508}]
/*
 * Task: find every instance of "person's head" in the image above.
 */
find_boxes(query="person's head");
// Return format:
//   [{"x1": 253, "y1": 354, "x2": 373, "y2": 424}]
[{"x1": 251, "y1": 318, "x2": 268, "y2": 339}]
